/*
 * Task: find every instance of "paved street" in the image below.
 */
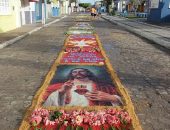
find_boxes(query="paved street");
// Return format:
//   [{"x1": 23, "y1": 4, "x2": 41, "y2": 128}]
[
  {"x1": 93, "y1": 18, "x2": 170, "y2": 130},
  {"x1": 0, "y1": 15, "x2": 170, "y2": 130},
  {"x1": 102, "y1": 15, "x2": 170, "y2": 49},
  {"x1": 0, "y1": 16, "x2": 73, "y2": 130}
]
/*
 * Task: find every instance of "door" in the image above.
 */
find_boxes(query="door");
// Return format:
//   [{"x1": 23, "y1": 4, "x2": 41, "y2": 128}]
[{"x1": 35, "y1": 0, "x2": 42, "y2": 21}]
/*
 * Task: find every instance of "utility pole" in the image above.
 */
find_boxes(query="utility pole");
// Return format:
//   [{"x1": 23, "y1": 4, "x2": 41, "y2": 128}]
[{"x1": 75, "y1": 0, "x2": 77, "y2": 12}]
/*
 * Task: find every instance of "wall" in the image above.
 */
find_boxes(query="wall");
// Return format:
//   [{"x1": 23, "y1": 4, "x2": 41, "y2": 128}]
[
  {"x1": 46, "y1": 4, "x2": 52, "y2": 18},
  {"x1": 20, "y1": 2, "x2": 36, "y2": 25},
  {"x1": 0, "y1": 0, "x2": 21, "y2": 33},
  {"x1": 117, "y1": 0, "x2": 126, "y2": 12},
  {"x1": 148, "y1": 0, "x2": 170, "y2": 23},
  {"x1": 35, "y1": 1, "x2": 42, "y2": 21},
  {"x1": 161, "y1": 0, "x2": 170, "y2": 22}
]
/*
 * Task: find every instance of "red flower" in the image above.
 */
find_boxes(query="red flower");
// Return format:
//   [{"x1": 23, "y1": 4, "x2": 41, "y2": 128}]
[
  {"x1": 29, "y1": 108, "x2": 132, "y2": 130},
  {"x1": 106, "y1": 115, "x2": 121, "y2": 128},
  {"x1": 30, "y1": 115, "x2": 42, "y2": 126}
]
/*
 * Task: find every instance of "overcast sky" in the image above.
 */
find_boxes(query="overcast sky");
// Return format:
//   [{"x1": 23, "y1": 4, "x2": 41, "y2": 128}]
[{"x1": 79, "y1": 0, "x2": 96, "y2": 5}]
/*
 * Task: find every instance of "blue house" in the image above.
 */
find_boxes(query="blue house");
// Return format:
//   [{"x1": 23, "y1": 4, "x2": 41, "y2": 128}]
[
  {"x1": 147, "y1": 0, "x2": 170, "y2": 23},
  {"x1": 35, "y1": 0, "x2": 42, "y2": 21}
]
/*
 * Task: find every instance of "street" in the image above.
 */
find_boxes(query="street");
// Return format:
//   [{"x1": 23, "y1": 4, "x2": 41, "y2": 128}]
[
  {"x1": 93, "y1": 18, "x2": 170, "y2": 130},
  {"x1": 0, "y1": 15, "x2": 170, "y2": 130}
]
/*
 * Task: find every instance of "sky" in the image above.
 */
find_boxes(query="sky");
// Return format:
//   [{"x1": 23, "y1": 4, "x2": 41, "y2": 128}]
[{"x1": 79, "y1": 0, "x2": 97, "y2": 5}]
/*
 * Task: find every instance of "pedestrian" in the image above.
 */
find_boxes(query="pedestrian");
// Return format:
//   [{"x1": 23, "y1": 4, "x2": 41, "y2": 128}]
[{"x1": 91, "y1": 6, "x2": 97, "y2": 19}]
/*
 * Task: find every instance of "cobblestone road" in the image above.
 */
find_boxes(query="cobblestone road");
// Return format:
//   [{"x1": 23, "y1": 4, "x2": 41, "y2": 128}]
[
  {"x1": 92, "y1": 18, "x2": 170, "y2": 130},
  {"x1": 0, "y1": 16, "x2": 74, "y2": 130},
  {"x1": 0, "y1": 15, "x2": 170, "y2": 130}
]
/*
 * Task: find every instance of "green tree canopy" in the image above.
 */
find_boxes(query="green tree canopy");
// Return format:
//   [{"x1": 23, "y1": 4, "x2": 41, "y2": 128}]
[
  {"x1": 130, "y1": 0, "x2": 146, "y2": 5},
  {"x1": 79, "y1": 3, "x2": 91, "y2": 9}
]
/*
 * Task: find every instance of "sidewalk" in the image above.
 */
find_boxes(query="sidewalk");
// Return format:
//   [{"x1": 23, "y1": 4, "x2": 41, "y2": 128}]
[
  {"x1": 102, "y1": 15, "x2": 170, "y2": 49},
  {"x1": 0, "y1": 16, "x2": 66, "y2": 49}
]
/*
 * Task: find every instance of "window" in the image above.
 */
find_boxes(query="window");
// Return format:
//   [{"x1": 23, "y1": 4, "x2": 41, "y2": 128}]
[
  {"x1": 150, "y1": 0, "x2": 159, "y2": 9},
  {"x1": 0, "y1": 0, "x2": 11, "y2": 15}
]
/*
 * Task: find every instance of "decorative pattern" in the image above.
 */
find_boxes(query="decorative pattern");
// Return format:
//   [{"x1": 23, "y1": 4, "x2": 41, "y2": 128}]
[
  {"x1": 19, "y1": 14, "x2": 142, "y2": 130},
  {"x1": 74, "y1": 15, "x2": 91, "y2": 22},
  {"x1": 65, "y1": 30, "x2": 95, "y2": 35},
  {"x1": 65, "y1": 22, "x2": 95, "y2": 35},
  {"x1": 29, "y1": 108, "x2": 132, "y2": 130},
  {"x1": 69, "y1": 34, "x2": 96, "y2": 40},
  {"x1": 61, "y1": 34, "x2": 104, "y2": 64},
  {"x1": 67, "y1": 39, "x2": 97, "y2": 47}
]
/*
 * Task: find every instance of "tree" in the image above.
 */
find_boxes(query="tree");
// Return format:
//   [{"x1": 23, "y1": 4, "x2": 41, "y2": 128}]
[
  {"x1": 79, "y1": 3, "x2": 91, "y2": 9},
  {"x1": 47, "y1": 0, "x2": 51, "y2": 4},
  {"x1": 105, "y1": 0, "x2": 112, "y2": 13}
]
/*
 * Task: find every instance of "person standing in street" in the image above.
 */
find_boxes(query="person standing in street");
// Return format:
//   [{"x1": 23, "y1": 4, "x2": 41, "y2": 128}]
[{"x1": 91, "y1": 6, "x2": 97, "y2": 19}]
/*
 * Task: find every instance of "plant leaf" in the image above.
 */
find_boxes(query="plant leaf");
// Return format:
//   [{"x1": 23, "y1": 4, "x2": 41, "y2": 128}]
[
  {"x1": 88, "y1": 127, "x2": 92, "y2": 130},
  {"x1": 76, "y1": 126, "x2": 84, "y2": 130},
  {"x1": 66, "y1": 126, "x2": 72, "y2": 130}
]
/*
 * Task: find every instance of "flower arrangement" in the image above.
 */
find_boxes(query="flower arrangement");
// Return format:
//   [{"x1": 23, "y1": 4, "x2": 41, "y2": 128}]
[{"x1": 30, "y1": 108, "x2": 132, "y2": 130}]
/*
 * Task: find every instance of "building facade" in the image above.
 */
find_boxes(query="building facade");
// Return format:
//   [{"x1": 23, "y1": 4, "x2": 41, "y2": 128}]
[
  {"x1": 0, "y1": 0, "x2": 21, "y2": 32},
  {"x1": 0, "y1": 0, "x2": 39, "y2": 33},
  {"x1": 21, "y1": 0, "x2": 37, "y2": 25},
  {"x1": 0, "y1": 0, "x2": 72, "y2": 33},
  {"x1": 0, "y1": 0, "x2": 56, "y2": 33},
  {"x1": 148, "y1": 0, "x2": 170, "y2": 23}
]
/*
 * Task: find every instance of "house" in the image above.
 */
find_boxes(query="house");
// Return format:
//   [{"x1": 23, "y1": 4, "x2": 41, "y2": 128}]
[
  {"x1": 51, "y1": 0, "x2": 70, "y2": 15},
  {"x1": 0, "y1": 0, "x2": 40, "y2": 33},
  {"x1": 21, "y1": 0, "x2": 37, "y2": 25},
  {"x1": 0, "y1": 0, "x2": 55, "y2": 33},
  {"x1": 59, "y1": 0, "x2": 69, "y2": 14},
  {"x1": 95, "y1": 0, "x2": 106, "y2": 13},
  {"x1": 113, "y1": 0, "x2": 126, "y2": 13},
  {"x1": 0, "y1": 0, "x2": 21, "y2": 32},
  {"x1": 148, "y1": 0, "x2": 170, "y2": 23}
]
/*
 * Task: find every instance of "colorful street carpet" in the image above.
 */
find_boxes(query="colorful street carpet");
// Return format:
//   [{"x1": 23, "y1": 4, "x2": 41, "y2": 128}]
[{"x1": 19, "y1": 14, "x2": 142, "y2": 130}]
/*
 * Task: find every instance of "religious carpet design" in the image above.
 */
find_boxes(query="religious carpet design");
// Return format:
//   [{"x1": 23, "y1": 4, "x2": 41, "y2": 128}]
[
  {"x1": 19, "y1": 14, "x2": 142, "y2": 130},
  {"x1": 65, "y1": 23, "x2": 95, "y2": 35}
]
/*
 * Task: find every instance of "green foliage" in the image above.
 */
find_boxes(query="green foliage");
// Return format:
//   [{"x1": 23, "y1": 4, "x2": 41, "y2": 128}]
[
  {"x1": 109, "y1": 9, "x2": 116, "y2": 16},
  {"x1": 50, "y1": 111, "x2": 63, "y2": 121},
  {"x1": 66, "y1": 126, "x2": 72, "y2": 130},
  {"x1": 76, "y1": 126, "x2": 84, "y2": 130},
  {"x1": 110, "y1": 126, "x2": 116, "y2": 130},
  {"x1": 64, "y1": 126, "x2": 84, "y2": 130},
  {"x1": 106, "y1": 0, "x2": 112, "y2": 5},
  {"x1": 47, "y1": 0, "x2": 51, "y2": 4},
  {"x1": 34, "y1": 128, "x2": 43, "y2": 130},
  {"x1": 105, "y1": 0, "x2": 112, "y2": 13},
  {"x1": 79, "y1": 3, "x2": 91, "y2": 9}
]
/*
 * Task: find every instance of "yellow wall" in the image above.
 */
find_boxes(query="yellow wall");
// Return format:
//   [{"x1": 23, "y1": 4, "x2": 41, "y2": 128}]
[{"x1": 0, "y1": 0, "x2": 21, "y2": 33}]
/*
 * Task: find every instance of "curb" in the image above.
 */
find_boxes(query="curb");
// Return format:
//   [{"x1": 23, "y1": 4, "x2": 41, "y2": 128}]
[
  {"x1": 102, "y1": 16, "x2": 170, "y2": 50},
  {"x1": 0, "y1": 15, "x2": 67, "y2": 49}
]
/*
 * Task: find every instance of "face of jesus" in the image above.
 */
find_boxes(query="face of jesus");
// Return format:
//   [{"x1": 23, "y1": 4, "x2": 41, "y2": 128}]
[{"x1": 71, "y1": 68, "x2": 88, "y2": 79}]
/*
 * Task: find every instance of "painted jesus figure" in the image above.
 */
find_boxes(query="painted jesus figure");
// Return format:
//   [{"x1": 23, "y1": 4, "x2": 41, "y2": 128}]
[{"x1": 43, "y1": 68, "x2": 122, "y2": 107}]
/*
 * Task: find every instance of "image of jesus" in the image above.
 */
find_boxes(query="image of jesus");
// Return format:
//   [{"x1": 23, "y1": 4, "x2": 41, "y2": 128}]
[{"x1": 43, "y1": 67, "x2": 122, "y2": 107}]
